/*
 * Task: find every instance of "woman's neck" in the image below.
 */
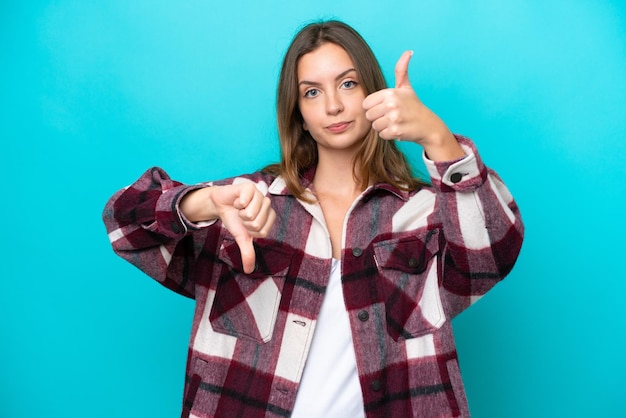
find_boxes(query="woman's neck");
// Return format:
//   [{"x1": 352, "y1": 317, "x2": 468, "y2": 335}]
[
  {"x1": 311, "y1": 149, "x2": 365, "y2": 259},
  {"x1": 312, "y1": 149, "x2": 363, "y2": 197}
]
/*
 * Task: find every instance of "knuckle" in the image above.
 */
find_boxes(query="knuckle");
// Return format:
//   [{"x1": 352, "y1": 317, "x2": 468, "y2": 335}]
[
  {"x1": 384, "y1": 95, "x2": 398, "y2": 108},
  {"x1": 388, "y1": 110, "x2": 401, "y2": 123},
  {"x1": 238, "y1": 209, "x2": 251, "y2": 221},
  {"x1": 246, "y1": 220, "x2": 260, "y2": 231}
]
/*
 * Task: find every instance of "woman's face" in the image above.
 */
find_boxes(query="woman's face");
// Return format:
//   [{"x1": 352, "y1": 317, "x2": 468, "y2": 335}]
[{"x1": 297, "y1": 42, "x2": 371, "y2": 155}]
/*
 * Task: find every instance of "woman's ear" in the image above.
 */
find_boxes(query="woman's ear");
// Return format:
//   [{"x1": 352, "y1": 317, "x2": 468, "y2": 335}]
[{"x1": 302, "y1": 121, "x2": 308, "y2": 131}]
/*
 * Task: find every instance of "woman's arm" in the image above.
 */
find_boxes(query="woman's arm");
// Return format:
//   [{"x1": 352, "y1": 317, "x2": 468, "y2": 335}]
[
  {"x1": 363, "y1": 52, "x2": 523, "y2": 316},
  {"x1": 102, "y1": 167, "x2": 276, "y2": 298},
  {"x1": 425, "y1": 136, "x2": 524, "y2": 318},
  {"x1": 102, "y1": 167, "x2": 204, "y2": 298}
]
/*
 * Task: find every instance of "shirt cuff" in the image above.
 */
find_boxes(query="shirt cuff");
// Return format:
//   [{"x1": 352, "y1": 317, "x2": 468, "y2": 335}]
[
  {"x1": 422, "y1": 135, "x2": 488, "y2": 192},
  {"x1": 149, "y1": 184, "x2": 215, "y2": 239}
]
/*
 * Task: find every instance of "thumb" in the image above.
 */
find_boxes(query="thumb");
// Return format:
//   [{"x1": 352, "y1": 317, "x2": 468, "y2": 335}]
[
  {"x1": 234, "y1": 232, "x2": 256, "y2": 274},
  {"x1": 395, "y1": 50, "x2": 414, "y2": 89}
]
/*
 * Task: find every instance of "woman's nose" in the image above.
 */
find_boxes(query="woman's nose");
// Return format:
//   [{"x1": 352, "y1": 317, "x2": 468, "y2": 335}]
[{"x1": 325, "y1": 92, "x2": 344, "y2": 115}]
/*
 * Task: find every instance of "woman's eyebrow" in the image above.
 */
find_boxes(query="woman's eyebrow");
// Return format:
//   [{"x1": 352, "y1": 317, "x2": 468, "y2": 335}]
[{"x1": 298, "y1": 68, "x2": 357, "y2": 87}]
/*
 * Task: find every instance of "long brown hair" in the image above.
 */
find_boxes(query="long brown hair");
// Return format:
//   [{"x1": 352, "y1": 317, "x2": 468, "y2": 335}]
[{"x1": 264, "y1": 20, "x2": 427, "y2": 201}]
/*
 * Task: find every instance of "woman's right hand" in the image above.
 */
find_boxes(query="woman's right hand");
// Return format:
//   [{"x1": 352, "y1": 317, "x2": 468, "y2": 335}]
[{"x1": 180, "y1": 183, "x2": 276, "y2": 274}]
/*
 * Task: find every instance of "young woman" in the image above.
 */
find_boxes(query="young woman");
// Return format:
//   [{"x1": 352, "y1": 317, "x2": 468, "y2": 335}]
[{"x1": 103, "y1": 20, "x2": 523, "y2": 418}]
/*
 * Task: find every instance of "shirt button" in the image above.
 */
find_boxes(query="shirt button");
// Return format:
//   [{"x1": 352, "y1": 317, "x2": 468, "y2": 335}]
[
  {"x1": 357, "y1": 310, "x2": 369, "y2": 322},
  {"x1": 408, "y1": 257, "x2": 419, "y2": 268},
  {"x1": 450, "y1": 172, "x2": 463, "y2": 183},
  {"x1": 371, "y1": 380, "x2": 382, "y2": 392},
  {"x1": 352, "y1": 247, "x2": 363, "y2": 257}
]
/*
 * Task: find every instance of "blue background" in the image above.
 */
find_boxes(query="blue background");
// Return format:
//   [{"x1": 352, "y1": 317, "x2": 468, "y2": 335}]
[{"x1": 2, "y1": 1, "x2": 625, "y2": 417}]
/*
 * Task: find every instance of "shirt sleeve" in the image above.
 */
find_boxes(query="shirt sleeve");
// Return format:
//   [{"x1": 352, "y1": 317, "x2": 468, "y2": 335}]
[
  {"x1": 423, "y1": 135, "x2": 524, "y2": 318},
  {"x1": 102, "y1": 167, "x2": 211, "y2": 298}
]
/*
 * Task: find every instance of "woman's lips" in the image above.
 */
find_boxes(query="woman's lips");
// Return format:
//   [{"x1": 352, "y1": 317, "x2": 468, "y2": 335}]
[{"x1": 325, "y1": 121, "x2": 351, "y2": 133}]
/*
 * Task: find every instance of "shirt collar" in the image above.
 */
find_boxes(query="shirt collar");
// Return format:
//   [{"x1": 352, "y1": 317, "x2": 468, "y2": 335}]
[{"x1": 267, "y1": 166, "x2": 411, "y2": 202}]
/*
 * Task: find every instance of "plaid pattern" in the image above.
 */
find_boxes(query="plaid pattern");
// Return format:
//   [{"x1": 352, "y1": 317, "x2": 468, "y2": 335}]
[{"x1": 103, "y1": 136, "x2": 523, "y2": 417}]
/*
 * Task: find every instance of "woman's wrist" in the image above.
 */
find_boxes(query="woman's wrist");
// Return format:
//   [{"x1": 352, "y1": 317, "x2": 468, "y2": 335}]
[
  {"x1": 420, "y1": 130, "x2": 465, "y2": 162},
  {"x1": 179, "y1": 187, "x2": 219, "y2": 223}
]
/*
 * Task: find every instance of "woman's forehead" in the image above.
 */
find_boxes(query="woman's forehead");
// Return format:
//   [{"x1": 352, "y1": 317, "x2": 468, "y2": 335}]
[{"x1": 297, "y1": 43, "x2": 356, "y2": 82}]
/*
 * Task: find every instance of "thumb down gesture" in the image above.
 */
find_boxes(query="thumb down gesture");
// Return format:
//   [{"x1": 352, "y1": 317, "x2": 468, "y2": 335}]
[{"x1": 180, "y1": 183, "x2": 276, "y2": 274}]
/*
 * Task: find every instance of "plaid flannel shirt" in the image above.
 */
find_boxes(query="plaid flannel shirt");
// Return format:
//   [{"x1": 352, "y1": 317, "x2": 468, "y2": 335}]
[{"x1": 103, "y1": 136, "x2": 523, "y2": 417}]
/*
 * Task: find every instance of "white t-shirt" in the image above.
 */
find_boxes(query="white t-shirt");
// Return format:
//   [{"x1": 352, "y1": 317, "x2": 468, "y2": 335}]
[{"x1": 291, "y1": 259, "x2": 365, "y2": 418}]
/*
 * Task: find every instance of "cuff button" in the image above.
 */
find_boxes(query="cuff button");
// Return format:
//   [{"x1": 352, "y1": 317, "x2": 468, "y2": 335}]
[{"x1": 450, "y1": 172, "x2": 463, "y2": 183}]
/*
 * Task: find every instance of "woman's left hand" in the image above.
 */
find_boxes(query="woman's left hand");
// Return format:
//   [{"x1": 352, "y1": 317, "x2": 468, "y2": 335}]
[{"x1": 363, "y1": 51, "x2": 465, "y2": 161}]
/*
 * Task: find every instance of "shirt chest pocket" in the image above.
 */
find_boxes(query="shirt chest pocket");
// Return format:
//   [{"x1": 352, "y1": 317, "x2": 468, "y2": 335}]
[
  {"x1": 373, "y1": 229, "x2": 446, "y2": 341},
  {"x1": 209, "y1": 238, "x2": 294, "y2": 344}
]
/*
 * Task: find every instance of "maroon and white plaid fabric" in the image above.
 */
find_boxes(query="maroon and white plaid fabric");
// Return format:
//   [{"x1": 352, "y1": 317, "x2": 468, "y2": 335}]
[{"x1": 103, "y1": 136, "x2": 523, "y2": 417}]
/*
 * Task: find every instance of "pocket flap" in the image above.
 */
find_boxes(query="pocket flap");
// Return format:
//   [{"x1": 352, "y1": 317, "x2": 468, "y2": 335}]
[
  {"x1": 219, "y1": 237, "x2": 294, "y2": 278},
  {"x1": 373, "y1": 229, "x2": 439, "y2": 274},
  {"x1": 372, "y1": 229, "x2": 444, "y2": 341}
]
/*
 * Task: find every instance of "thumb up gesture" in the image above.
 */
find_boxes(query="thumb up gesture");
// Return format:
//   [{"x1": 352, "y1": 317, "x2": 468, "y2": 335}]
[{"x1": 363, "y1": 51, "x2": 464, "y2": 161}]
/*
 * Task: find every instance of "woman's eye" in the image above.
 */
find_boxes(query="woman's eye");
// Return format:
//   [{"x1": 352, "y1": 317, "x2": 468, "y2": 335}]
[
  {"x1": 342, "y1": 80, "x2": 357, "y2": 89},
  {"x1": 304, "y1": 89, "x2": 319, "y2": 98}
]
